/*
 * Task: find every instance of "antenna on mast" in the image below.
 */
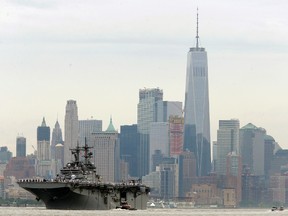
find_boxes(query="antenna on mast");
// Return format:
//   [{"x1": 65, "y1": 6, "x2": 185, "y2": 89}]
[{"x1": 196, "y1": 7, "x2": 199, "y2": 49}]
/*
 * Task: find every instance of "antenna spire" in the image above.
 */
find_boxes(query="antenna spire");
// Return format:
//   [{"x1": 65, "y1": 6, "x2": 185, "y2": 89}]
[{"x1": 196, "y1": 7, "x2": 199, "y2": 49}]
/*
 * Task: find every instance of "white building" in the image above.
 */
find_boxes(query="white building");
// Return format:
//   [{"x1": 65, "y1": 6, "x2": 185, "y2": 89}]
[{"x1": 64, "y1": 100, "x2": 79, "y2": 165}]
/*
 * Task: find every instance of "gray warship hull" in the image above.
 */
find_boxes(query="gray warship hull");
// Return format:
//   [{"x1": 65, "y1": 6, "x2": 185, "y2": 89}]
[
  {"x1": 17, "y1": 144, "x2": 150, "y2": 210},
  {"x1": 18, "y1": 180, "x2": 149, "y2": 210}
]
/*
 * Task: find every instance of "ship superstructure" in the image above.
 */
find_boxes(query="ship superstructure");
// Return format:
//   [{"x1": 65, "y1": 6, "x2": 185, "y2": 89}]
[{"x1": 17, "y1": 144, "x2": 150, "y2": 210}]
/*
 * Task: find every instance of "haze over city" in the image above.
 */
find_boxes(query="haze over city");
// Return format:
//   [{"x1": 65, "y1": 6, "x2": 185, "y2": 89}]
[{"x1": 1, "y1": 0, "x2": 288, "y2": 155}]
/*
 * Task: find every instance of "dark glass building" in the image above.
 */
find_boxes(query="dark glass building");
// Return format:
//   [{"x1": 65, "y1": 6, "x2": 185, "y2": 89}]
[
  {"x1": 119, "y1": 124, "x2": 140, "y2": 178},
  {"x1": 16, "y1": 136, "x2": 26, "y2": 157},
  {"x1": 37, "y1": 117, "x2": 50, "y2": 141}
]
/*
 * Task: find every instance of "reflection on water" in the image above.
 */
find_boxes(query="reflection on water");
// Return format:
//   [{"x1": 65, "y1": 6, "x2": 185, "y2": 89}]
[{"x1": 0, "y1": 207, "x2": 286, "y2": 216}]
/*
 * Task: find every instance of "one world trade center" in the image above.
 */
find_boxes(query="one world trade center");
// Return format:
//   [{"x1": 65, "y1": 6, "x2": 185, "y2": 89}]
[{"x1": 184, "y1": 11, "x2": 211, "y2": 176}]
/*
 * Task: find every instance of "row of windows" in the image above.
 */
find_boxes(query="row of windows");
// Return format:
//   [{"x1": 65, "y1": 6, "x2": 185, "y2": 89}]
[{"x1": 193, "y1": 67, "x2": 206, "y2": 77}]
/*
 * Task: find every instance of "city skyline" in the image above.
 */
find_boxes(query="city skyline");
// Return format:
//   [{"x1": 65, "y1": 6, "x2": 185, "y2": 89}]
[{"x1": 1, "y1": 0, "x2": 288, "y2": 155}]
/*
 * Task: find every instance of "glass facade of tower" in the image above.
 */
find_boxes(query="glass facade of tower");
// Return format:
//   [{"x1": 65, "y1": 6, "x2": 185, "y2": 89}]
[
  {"x1": 137, "y1": 88, "x2": 163, "y2": 177},
  {"x1": 16, "y1": 136, "x2": 26, "y2": 157},
  {"x1": 184, "y1": 47, "x2": 211, "y2": 176},
  {"x1": 215, "y1": 119, "x2": 240, "y2": 175},
  {"x1": 120, "y1": 124, "x2": 140, "y2": 178}
]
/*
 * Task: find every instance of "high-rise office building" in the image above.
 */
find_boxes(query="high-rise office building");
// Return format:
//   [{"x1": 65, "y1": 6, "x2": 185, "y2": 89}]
[
  {"x1": 16, "y1": 136, "x2": 26, "y2": 157},
  {"x1": 37, "y1": 118, "x2": 50, "y2": 160},
  {"x1": 64, "y1": 100, "x2": 79, "y2": 164},
  {"x1": 79, "y1": 119, "x2": 102, "y2": 145},
  {"x1": 149, "y1": 122, "x2": 169, "y2": 172},
  {"x1": 88, "y1": 118, "x2": 119, "y2": 182},
  {"x1": 137, "y1": 88, "x2": 163, "y2": 177},
  {"x1": 119, "y1": 124, "x2": 140, "y2": 178},
  {"x1": 215, "y1": 119, "x2": 240, "y2": 175},
  {"x1": 183, "y1": 11, "x2": 211, "y2": 176},
  {"x1": 240, "y1": 123, "x2": 266, "y2": 176},
  {"x1": 37, "y1": 117, "x2": 51, "y2": 178},
  {"x1": 156, "y1": 101, "x2": 182, "y2": 122},
  {"x1": 50, "y1": 120, "x2": 64, "y2": 177},
  {"x1": 51, "y1": 120, "x2": 64, "y2": 160}
]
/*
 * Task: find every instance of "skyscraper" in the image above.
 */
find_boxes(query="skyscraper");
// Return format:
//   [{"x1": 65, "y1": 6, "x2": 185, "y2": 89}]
[
  {"x1": 137, "y1": 88, "x2": 163, "y2": 177},
  {"x1": 169, "y1": 116, "x2": 184, "y2": 157},
  {"x1": 79, "y1": 119, "x2": 102, "y2": 145},
  {"x1": 51, "y1": 120, "x2": 64, "y2": 178},
  {"x1": 88, "y1": 118, "x2": 119, "y2": 182},
  {"x1": 64, "y1": 100, "x2": 79, "y2": 164},
  {"x1": 51, "y1": 120, "x2": 64, "y2": 160},
  {"x1": 240, "y1": 123, "x2": 266, "y2": 176},
  {"x1": 183, "y1": 11, "x2": 211, "y2": 176},
  {"x1": 37, "y1": 117, "x2": 51, "y2": 177},
  {"x1": 16, "y1": 136, "x2": 26, "y2": 157},
  {"x1": 215, "y1": 119, "x2": 240, "y2": 175},
  {"x1": 119, "y1": 124, "x2": 140, "y2": 178}
]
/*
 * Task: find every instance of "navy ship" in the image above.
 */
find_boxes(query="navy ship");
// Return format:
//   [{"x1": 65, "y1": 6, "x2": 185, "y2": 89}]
[{"x1": 17, "y1": 144, "x2": 150, "y2": 210}]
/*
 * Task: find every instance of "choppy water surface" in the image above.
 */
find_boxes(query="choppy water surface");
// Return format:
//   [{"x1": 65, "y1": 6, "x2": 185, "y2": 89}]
[{"x1": 0, "y1": 207, "x2": 285, "y2": 216}]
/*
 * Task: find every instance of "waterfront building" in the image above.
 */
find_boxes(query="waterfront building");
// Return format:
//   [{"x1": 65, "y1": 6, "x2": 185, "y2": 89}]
[
  {"x1": 4, "y1": 157, "x2": 35, "y2": 179},
  {"x1": 226, "y1": 152, "x2": 242, "y2": 205},
  {"x1": 142, "y1": 168, "x2": 161, "y2": 197},
  {"x1": 183, "y1": 11, "x2": 211, "y2": 176},
  {"x1": 269, "y1": 175, "x2": 288, "y2": 205},
  {"x1": 178, "y1": 151, "x2": 197, "y2": 198},
  {"x1": 137, "y1": 88, "x2": 163, "y2": 177},
  {"x1": 64, "y1": 100, "x2": 79, "y2": 164},
  {"x1": 223, "y1": 188, "x2": 236, "y2": 208},
  {"x1": 191, "y1": 183, "x2": 219, "y2": 205},
  {"x1": 159, "y1": 157, "x2": 179, "y2": 199},
  {"x1": 119, "y1": 124, "x2": 139, "y2": 178},
  {"x1": 241, "y1": 168, "x2": 266, "y2": 206},
  {"x1": 240, "y1": 123, "x2": 266, "y2": 176},
  {"x1": 37, "y1": 117, "x2": 51, "y2": 178},
  {"x1": 16, "y1": 136, "x2": 26, "y2": 157},
  {"x1": 215, "y1": 119, "x2": 240, "y2": 175}
]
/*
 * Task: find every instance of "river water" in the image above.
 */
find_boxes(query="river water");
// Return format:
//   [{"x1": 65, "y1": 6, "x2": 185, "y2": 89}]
[{"x1": 0, "y1": 207, "x2": 285, "y2": 216}]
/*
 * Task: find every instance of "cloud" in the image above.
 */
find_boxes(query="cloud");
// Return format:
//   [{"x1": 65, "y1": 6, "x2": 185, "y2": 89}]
[{"x1": 8, "y1": 0, "x2": 57, "y2": 9}]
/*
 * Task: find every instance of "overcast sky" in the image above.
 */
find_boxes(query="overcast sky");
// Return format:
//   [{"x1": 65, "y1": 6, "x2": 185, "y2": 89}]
[{"x1": 1, "y1": 0, "x2": 288, "y2": 155}]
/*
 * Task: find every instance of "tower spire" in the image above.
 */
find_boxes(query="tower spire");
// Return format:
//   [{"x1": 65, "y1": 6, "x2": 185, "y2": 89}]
[{"x1": 196, "y1": 7, "x2": 199, "y2": 49}]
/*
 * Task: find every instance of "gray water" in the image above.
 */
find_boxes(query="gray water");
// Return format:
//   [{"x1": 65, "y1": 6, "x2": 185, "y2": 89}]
[{"x1": 0, "y1": 207, "x2": 285, "y2": 216}]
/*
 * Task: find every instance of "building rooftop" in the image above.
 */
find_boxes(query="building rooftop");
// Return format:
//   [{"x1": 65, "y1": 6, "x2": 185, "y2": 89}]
[
  {"x1": 106, "y1": 117, "x2": 116, "y2": 133},
  {"x1": 241, "y1": 123, "x2": 258, "y2": 130}
]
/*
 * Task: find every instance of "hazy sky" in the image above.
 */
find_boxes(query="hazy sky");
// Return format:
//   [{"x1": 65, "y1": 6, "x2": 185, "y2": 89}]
[{"x1": 1, "y1": 0, "x2": 288, "y2": 155}]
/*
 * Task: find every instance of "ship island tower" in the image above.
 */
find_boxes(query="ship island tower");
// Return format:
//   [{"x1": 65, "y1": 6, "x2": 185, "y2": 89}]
[{"x1": 183, "y1": 9, "x2": 211, "y2": 176}]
